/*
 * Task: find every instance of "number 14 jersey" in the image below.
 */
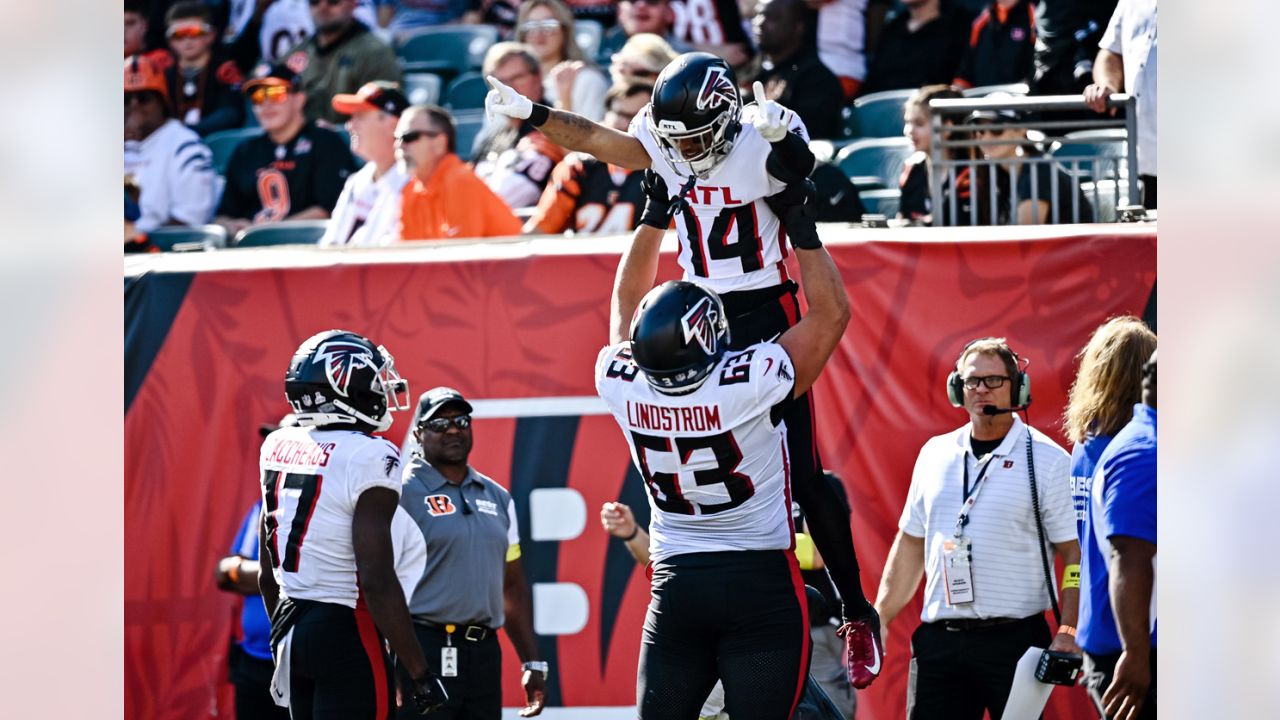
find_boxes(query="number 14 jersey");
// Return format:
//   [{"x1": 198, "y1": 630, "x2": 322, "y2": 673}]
[
  {"x1": 259, "y1": 426, "x2": 403, "y2": 608},
  {"x1": 595, "y1": 341, "x2": 798, "y2": 562}
]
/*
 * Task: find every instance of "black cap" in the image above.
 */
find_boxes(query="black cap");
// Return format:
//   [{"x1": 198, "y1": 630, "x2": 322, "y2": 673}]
[
  {"x1": 243, "y1": 62, "x2": 301, "y2": 94},
  {"x1": 416, "y1": 387, "x2": 473, "y2": 424}
]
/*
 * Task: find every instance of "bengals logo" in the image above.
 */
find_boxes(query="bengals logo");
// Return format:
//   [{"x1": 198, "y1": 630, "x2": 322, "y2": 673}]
[
  {"x1": 681, "y1": 296, "x2": 722, "y2": 356},
  {"x1": 425, "y1": 495, "x2": 457, "y2": 516},
  {"x1": 311, "y1": 340, "x2": 378, "y2": 398},
  {"x1": 696, "y1": 66, "x2": 736, "y2": 112}
]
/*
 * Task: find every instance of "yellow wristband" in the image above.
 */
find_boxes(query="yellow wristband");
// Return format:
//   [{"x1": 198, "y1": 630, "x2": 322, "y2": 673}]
[{"x1": 1062, "y1": 563, "x2": 1081, "y2": 590}]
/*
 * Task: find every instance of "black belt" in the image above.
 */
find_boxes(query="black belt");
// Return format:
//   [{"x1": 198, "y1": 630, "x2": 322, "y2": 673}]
[
  {"x1": 420, "y1": 622, "x2": 493, "y2": 641},
  {"x1": 935, "y1": 615, "x2": 1033, "y2": 632}
]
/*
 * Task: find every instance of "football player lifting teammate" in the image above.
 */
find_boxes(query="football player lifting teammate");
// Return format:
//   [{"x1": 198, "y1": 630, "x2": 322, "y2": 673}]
[
  {"x1": 258, "y1": 330, "x2": 447, "y2": 718},
  {"x1": 487, "y1": 51, "x2": 885, "y2": 691}
]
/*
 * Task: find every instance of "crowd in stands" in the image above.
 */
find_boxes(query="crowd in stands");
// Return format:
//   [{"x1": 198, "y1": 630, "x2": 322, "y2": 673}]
[{"x1": 123, "y1": 0, "x2": 1155, "y2": 251}]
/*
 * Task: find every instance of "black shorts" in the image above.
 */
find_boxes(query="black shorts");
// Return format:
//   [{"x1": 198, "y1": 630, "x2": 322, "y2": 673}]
[
  {"x1": 282, "y1": 599, "x2": 395, "y2": 720},
  {"x1": 637, "y1": 550, "x2": 811, "y2": 720},
  {"x1": 721, "y1": 282, "x2": 823, "y2": 486}
]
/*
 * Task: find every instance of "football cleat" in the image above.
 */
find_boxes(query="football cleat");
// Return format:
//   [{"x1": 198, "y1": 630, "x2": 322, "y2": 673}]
[{"x1": 837, "y1": 608, "x2": 885, "y2": 689}]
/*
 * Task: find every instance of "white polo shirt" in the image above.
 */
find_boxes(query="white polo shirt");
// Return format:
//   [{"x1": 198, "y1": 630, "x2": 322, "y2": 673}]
[
  {"x1": 899, "y1": 415, "x2": 1076, "y2": 622},
  {"x1": 1100, "y1": 0, "x2": 1157, "y2": 176},
  {"x1": 319, "y1": 161, "x2": 409, "y2": 247}
]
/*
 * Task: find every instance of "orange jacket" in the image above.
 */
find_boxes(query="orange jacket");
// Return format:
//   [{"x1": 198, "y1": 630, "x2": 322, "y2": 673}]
[{"x1": 399, "y1": 153, "x2": 523, "y2": 241}]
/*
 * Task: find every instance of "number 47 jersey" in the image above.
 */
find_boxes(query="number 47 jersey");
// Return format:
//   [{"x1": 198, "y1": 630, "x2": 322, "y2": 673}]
[
  {"x1": 595, "y1": 340, "x2": 798, "y2": 563},
  {"x1": 259, "y1": 425, "x2": 403, "y2": 608}
]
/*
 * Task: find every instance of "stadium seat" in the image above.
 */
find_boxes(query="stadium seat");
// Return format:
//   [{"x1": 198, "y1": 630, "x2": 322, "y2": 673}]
[
  {"x1": 575, "y1": 20, "x2": 604, "y2": 61},
  {"x1": 205, "y1": 127, "x2": 263, "y2": 175},
  {"x1": 405, "y1": 72, "x2": 443, "y2": 106},
  {"x1": 453, "y1": 111, "x2": 488, "y2": 159},
  {"x1": 445, "y1": 72, "x2": 489, "y2": 111},
  {"x1": 147, "y1": 224, "x2": 227, "y2": 251},
  {"x1": 834, "y1": 137, "x2": 914, "y2": 190},
  {"x1": 1050, "y1": 129, "x2": 1129, "y2": 184},
  {"x1": 396, "y1": 25, "x2": 499, "y2": 78},
  {"x1": 858, "y1": 188, "x2": 901, "y2": 218},
  {"x1": 234, "y1": 220, "x2": 330, "y2": 247},
  {"x1": 841, "y1": 89, "x2": 915, "y2": 139},
  {"x1": 962, "y1": 83, "x2": 1030, "y2": 97}
]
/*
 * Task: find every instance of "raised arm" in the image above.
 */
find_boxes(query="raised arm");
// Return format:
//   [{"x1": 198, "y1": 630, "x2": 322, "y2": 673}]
[
  {"x1": 486, "y1": 76, "x2": 652, "y2": 170},
  {"x1": 610, "y1": 171, "x2": 684, "y2": 343}
]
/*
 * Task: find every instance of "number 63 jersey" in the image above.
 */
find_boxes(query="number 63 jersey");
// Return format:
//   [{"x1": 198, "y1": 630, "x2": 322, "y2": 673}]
[
  {"x1": 595, "y1": 340, "x2": 799, "y2": 562},
  {"x1": 259, "y1": 425, "x2": 403, "y2": 608}
]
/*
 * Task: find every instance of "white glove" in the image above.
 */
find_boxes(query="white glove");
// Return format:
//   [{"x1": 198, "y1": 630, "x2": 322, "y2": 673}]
[
  {"x1": 485, "y1": 75, "x2": 533, "y2": 123},
  {"x1": 751, "y1": 80, "x2": 788, "y2": 143}
]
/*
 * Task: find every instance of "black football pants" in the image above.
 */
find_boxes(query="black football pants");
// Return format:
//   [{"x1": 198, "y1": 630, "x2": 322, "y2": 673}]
[{"x1": 284, "y1": 600, "x2": 395, "y2": 720}]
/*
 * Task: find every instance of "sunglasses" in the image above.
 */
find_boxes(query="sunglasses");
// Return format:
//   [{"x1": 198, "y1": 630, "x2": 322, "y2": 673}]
[
  {"x1": 249, "y1": 85, "x2": 291, "y2": 105},
  {"x1": 395, "y1": 129, "x2": 442, "y2": 144},
  {"x1": 519, "y1": 19, "x2": 562, "y2": 34},
  {"x1": 166, "y1": 23, "x2": 212, "y2": 40},
  {"x1": 421, "y1": 415, "x2": 472, "y2": 433}
]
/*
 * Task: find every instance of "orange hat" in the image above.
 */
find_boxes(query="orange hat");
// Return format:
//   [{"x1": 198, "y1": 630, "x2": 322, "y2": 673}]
[
  {"x1": 332, "y1": 81, "x2": 410, "y2": 117},
  {"x1": 124, "y1": 55, "x2": 168, "y2": 101}
]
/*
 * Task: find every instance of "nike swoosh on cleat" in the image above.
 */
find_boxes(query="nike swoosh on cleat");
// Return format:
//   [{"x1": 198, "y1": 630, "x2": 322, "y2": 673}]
[{"x1": 866, "y1": 647, "x2": 882, "y2": 675}]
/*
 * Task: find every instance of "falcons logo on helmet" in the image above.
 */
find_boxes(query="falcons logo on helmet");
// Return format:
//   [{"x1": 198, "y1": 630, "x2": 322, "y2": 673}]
[
  {"x1": 681, "y1": 297, "x2": 721, "y2": 356},
  {"x1": 312, "y1": 340, "x2": 378, "y2": 398},
  {"x1": 696, "y1": 66, "x2": 736, "y2": 112}
]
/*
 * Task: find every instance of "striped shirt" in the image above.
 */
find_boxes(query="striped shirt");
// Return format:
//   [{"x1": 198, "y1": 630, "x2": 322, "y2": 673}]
[{"x1": 900, "y1": 415, "x2": 1075, "y2": 622}]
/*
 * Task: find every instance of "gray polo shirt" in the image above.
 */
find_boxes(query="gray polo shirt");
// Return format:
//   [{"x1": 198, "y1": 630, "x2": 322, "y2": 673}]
[{"x1": 399, "y1": 455, "x2": 520, "y2": 627}]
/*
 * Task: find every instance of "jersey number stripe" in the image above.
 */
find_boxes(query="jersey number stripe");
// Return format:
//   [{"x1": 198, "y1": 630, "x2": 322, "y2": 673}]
[
  {"x1": 630, "y1": 430, "x2": 756, "y2": 515},
  {"x1": 263, "y1": 470, "x2": 324, "y2": 572}
]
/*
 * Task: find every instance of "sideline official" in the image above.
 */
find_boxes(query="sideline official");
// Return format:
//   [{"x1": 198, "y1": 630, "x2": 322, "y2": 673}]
[{"x1": 398, "y1": 387, "x2": 546, "y2": 719}]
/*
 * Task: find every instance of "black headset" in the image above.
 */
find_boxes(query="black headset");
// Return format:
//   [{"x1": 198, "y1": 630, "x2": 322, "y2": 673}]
[{"x1": 946, "y1": 338, "x2": 1032, "y2": 408}]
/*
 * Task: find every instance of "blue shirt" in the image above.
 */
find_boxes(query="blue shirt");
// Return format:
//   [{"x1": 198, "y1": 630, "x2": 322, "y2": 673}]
[
  {"x1": 231, "y1": 501, "x2": 274, "y2": 660},
  {"x1": 1069, "y1": 433, "x2": 1115, "y2": 543},
  {"x1": 1079, "y1": 404, "x2": 1157, "y2": 655}
]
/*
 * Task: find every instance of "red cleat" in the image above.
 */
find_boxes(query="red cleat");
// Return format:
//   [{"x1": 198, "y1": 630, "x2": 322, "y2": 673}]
[{"x1": 837, "y1": 609, "x2": 885, "y2": 689}]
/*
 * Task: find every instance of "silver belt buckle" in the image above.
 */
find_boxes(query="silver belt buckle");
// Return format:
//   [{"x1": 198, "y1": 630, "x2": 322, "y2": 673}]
[{"x1": 464, "y1": 625, "x2": 486, "y2": 641}]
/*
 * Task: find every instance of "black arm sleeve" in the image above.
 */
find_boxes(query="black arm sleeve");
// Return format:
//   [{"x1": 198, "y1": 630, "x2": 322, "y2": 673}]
[
  {"x1": 764, "y1": 131, "x2": 816, "y2": 186},
  {"x1": 791, "y1": 472, "x2": 873, "y2": 618}
]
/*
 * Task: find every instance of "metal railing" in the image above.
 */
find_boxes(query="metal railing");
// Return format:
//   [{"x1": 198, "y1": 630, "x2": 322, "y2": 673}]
[{"x1": 927, "y1": 94, "x2": 1140, "y2": 226}]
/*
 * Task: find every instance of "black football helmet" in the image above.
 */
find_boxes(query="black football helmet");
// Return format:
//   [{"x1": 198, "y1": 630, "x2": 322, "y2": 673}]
[
  {"x1": 629, "y1": 281, "x2": 730, "y2": 393},
  {"x1": 284, "y1": 330, "x2": 410, "y2": 432},
  {"x1": 648, "y1": 52, "x2": 742, "y2": 179}
]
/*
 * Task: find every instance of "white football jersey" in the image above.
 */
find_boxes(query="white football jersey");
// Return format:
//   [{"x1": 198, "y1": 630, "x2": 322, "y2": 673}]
[
  {"x1": 630, "y1": 103, "x2": 809, "y2": 294},
  {"x1": 259, "y1": 425, "x2": 403, "y2": 608},
  {"x1": 595, "y1": 341, "x2": 798, "y2": 562}
]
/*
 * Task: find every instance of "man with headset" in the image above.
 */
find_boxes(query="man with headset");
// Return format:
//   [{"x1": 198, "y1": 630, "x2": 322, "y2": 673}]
[{"x1": 873, "y1": 337, "x2": 1082, "y2": 719}]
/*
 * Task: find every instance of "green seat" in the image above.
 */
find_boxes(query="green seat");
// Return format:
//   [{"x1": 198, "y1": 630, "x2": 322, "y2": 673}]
[
  {"x1": 453, "y1": 111, "x2": 487, "y2": 160},
  {"x1": 205, "y1": 128, "x2": 263, "y2": 175},
  {"x1": 842, "y1": 89, "x2": 915, "y2": 140},
  {"x1": 405, "y1": 72, "x2": 444, "y2": 105},
  {"x1": 835, "y1": 137, "x2": 914, "y2": 190},
  {"x1": 445, "y1": 72, "x2": 489, "y2": 111},
  {"x1": 147, "y1": 224, "x2": 227, "y2": 251},
  {"x1": 961, "y1": 83, "x2": 1030, "y2": 98},
  {"x1": 1050, "y1": 129, "x2": 1129, "y2": 184},
  {"x1": 396, "y1": 26, "x2": 499, "y2": 79},
  {"x1": 234, "y1": 220, "x2": 330, "y2": 247}
]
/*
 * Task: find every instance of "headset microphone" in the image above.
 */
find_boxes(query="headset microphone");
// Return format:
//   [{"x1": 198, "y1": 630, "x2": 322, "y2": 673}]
[{"x1": 982, "y1": 405, "x2": 1027, "y2": 416}]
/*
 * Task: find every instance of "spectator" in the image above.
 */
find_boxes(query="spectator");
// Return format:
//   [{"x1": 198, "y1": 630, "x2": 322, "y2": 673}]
[
  {"x1": 670, "y1": 0, "x2": 754, "y2": 70},
  {"x1": 395, "y1": 388, "x2": 547, "y2": 719},
  {"x1": 375, "y1": 0, "x2": 480, "y2": 35},
  {"x1": 1031, "y1": 0, "x2": 1118, "y2": 95},
  {"x1": 473, "y1": 43, "x2": 568, "y2": 209},
  {"x1": 524, "y1": 81, "x2": 651, "y2": 235},
  {"x1": 125, "y1": 0, "x2": 171, "y2": 63},
  {"x1": 215, "y1": 63, "x2": 356, "y2": 237},
  {"x1": 321, "y1": 81, "x2": 412, "y2": 246},
  {"x1": 953, "y1": 0, "x2": 1037, "y2": 90},
  {"x1": 751, "y1": 0, "x2": 844, "y2": 140},
  {"x1": 874, "y1": 337, "x2": 1082, "y2": 720},
  {"x1": 124, "y1": 177, "x2": 156, "y2": 254},
  {"x1": 600, "y1": 0, "x2": 690, "y2": 59},
  {"x1": 861, "y1": 0, "x2": 972, "y2": 96},
  {"x1": 607, "y1": 32, "x2": 679, "y2": 86},
  {"x1": 124, "y1": 55, "x2": 218, "y2": 235},
  {"x1": 562, "y1": 0, "x2": 620, "y2": 27},
  {"x1": 1079, "y1": 350, "x2": 1157, "y2": 720},
  {"x1": 1083, "y1": 0, "x2": 1156, "y2": 209},
  {"x1": 809, "y1": 0, "x2": 868, "y2": 101},
  {"x1": 970, "y1": 98, "x2": 1094, "y2": 223},
  {"x1": 1064, "y1": 316, "x2": 1155, "y2": 543},
  {"x1": 396, "y1": 104, "x2": 524, "y2": 240},
  {"x1": 284, "y1": 0, "x2": 402, "y2": 125},
  {"x1": 898, "y1": 84, "x2": 963, "y2": 225},
  {"x1": 163, "y1": 2, "x2": 246, "y2": 136},
  {"x1": 516, "y1": 0, "x2": 611, "y2": 121}
]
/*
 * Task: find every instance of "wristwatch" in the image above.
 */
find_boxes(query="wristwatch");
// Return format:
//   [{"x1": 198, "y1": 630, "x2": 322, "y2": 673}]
[{"x1": 521, "y1": 661, "x2": 550, "y2": 677}]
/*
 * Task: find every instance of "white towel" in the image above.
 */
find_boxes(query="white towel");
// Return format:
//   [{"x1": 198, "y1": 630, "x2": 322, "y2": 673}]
[{"x1": 269, "y1": 626, "x2": 296, "y2": 708}]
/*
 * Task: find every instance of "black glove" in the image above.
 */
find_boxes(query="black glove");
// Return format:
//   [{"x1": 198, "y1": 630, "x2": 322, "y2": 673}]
[
  {"x1": 638, "y1": 170, "x2": 694, "y2": 230},
  {"x1": 410, "y1": 673, "x2": 449, "y2": 715},
  {"x1": 765, "y1": 178, "x2": 822, "y2": 249}
]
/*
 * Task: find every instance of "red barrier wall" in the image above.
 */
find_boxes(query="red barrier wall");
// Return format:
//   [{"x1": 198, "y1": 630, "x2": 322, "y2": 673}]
[{"x1": 124, "y1": 226, "x2": 1155, "y2": 719}]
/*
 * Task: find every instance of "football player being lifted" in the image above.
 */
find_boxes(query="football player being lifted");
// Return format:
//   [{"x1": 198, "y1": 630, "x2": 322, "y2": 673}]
[
  {"x1": 487, "y1": 51, "x2": 885, "y2": 690},
  {"x1": 258, "y1": 330, "x2": 447, "y2": 718}
]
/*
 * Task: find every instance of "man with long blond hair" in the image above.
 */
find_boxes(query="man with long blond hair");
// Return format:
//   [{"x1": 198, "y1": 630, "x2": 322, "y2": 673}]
[{"x1": 1063, "y1": 316, "x2": 1157, "y2": 541}]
